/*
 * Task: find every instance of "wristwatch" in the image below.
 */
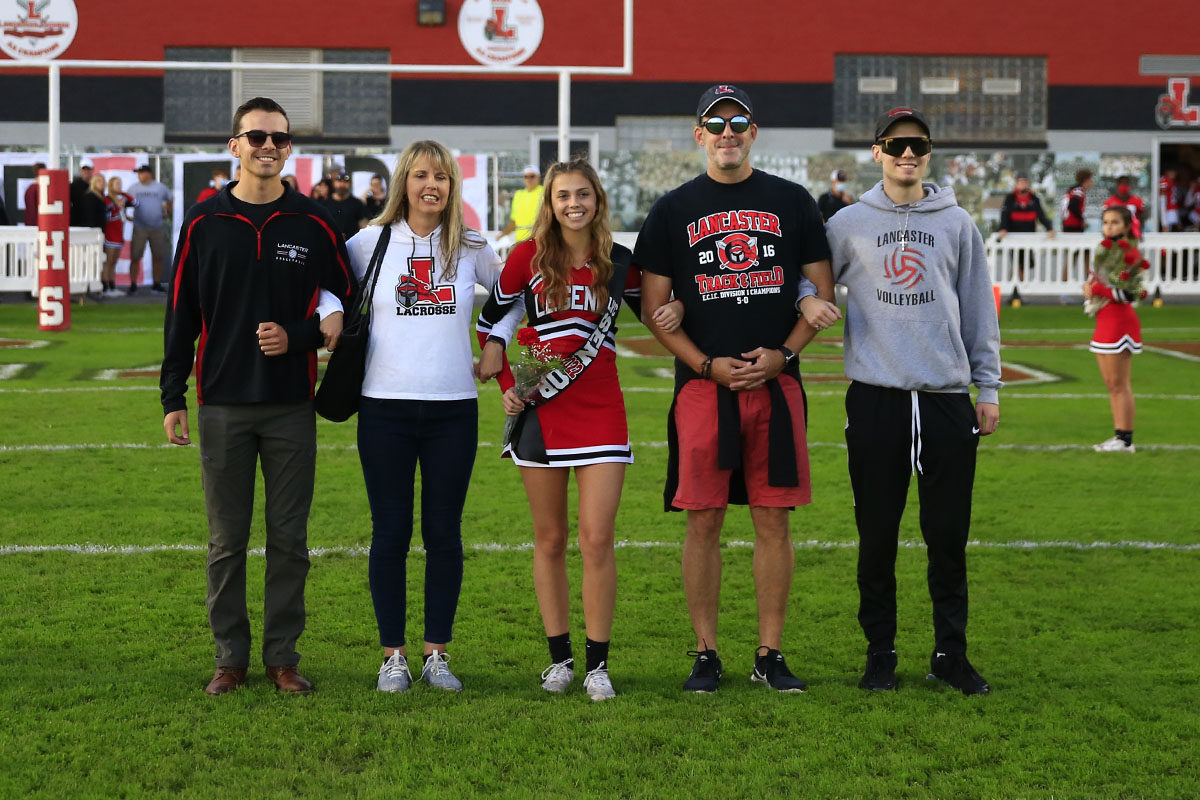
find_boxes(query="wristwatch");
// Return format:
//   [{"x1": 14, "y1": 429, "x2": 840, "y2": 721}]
[{"x1": 778, "y1": 345, "x2": 797, "y2": 368}]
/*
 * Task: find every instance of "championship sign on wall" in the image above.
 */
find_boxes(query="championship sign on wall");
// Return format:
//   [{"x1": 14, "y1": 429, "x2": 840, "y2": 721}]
[
  {"x1": 458, "y1": 0, "x2": 543, "y2": 67},
  {"x1": 0, "y1": 0, "x2": 78, "y2": 61}
]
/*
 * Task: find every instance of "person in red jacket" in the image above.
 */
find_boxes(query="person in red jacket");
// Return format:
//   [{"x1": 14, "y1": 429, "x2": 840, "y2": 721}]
[
  {"x1": 161, "y1": 97, "x2": 357, "y2": 698},
  {"x1": 1159, "y1": 168, "x2": 1180, "y2": 232},
  {"x1": 194, "y1": 166, "x2": 229, "y2": 205},
  {"x1": 23, "y1": 162, "x2": 43, "y2": 226},
  {"x1": 1103, "y1": 176, "x2": 1146, "y2": 239},
  {"x1": 1061, "y1": 169, "x2": 1092, "y2": 232}
]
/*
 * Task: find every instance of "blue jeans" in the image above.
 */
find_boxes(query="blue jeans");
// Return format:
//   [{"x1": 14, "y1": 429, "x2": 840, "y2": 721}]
[{"x1": 357, "y1": 397, "x2": 477, "y2": 648}]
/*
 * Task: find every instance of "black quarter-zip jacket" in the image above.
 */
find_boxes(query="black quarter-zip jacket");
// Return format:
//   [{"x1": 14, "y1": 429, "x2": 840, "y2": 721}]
[{"x1": 161, "y1": 182, "x2": 357, "y2": 414}]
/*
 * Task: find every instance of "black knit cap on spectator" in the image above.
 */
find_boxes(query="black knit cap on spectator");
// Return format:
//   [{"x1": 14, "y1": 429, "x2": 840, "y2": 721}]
[
  {"x1": 697, "y1": 84, "x2": 753, "y2": 121},
  {"x1": 873, "y1": 107, "x2": 931, "y2": 140},
  {"x1": 136, "y1": 164, "x2": 153, "y2": 173}
]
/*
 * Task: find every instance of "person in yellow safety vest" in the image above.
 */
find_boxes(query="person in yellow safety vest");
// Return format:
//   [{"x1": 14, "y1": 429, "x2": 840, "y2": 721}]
[{"x1": 499, "y1": 165, "x2": 542, "y2": 242}]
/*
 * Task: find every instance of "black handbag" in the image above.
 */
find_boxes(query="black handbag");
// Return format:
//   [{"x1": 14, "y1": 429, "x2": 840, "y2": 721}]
[{"x1": 314, "y1": 225, "x2": 390, "y2": 422}]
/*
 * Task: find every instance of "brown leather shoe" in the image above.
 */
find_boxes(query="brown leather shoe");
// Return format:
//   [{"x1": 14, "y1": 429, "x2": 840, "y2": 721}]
[
  {"x1": 205, "y1": 667, "x2": 248, "y2": 696},
  {"x1": 266, "y1": 665, "x2": 314, "y2": 694}
]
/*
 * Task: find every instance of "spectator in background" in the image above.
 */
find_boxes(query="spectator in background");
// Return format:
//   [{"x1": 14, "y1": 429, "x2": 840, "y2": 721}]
[
  {"x1": 101, "y1": 176, "x2": 135, "y2": 297},
  {"x1": 127, "y1": 164, "x2": 173, "y2": 295},
  {"x1": 1061, "y1": 169, "x2": 1092, "y2": 232},
  {"x1": 1103, "y1": 176, "x2": 1147, "y2": 240},
  {"x1": 1159, "y1": 167, "x2": 1180, "y2": 232},
  {"x1": 998, "y1": 173, "x2": 1055, "y2": 238},
  {"x1": 362, "y1": 174, "x2": 387, "y2": 221},
  {"x1": 69, "y1": 159, "x2": 94, "y2": 226},
  {"x1": 1184, "y1": 171, "x2": 1200, "y2": 231},
  {"x1": 196, "y1": 167, "x2": 230, "y2": 205},
  {"x1": 322, "y1": 172, "x2": 366, "y2": 240},
  {"x1": 80, "y1": 174, "x2": 108, "y2": 229},
  {"x1": 310, "y1": 179, "x2": 330, "y2": 201},
  {"x1": 498, "y1": 165, "x2": 542, "y2": 242},
  {"x1": 281, "y1": 174, "x2": 299, "y2": 192},
  {"x1": 817, "y1": 169, "x2": 854, "y2": 222},
  {"x1": 23, "y1": 162, "x2": 44, "y2": 226}
]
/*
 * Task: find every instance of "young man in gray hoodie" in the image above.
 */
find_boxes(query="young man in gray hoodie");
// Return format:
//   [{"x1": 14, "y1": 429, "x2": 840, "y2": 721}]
[{"x1": 824, "y1": 108, "x2": 1001, "y2": 695}]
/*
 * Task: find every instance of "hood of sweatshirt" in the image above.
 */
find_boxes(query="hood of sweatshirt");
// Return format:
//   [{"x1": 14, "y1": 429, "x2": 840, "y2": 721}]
[{"x1": 825, "y1": 180, "x2": 1002, "y2": 404}]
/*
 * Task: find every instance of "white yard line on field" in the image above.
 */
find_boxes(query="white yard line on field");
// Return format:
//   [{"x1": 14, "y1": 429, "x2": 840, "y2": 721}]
[
  {"x1": 5, "y1": 440, "x2": 1200, "y2": 453},
  {"x1": 2, "y1": 539, "x2": 1196, "y2": 556}
]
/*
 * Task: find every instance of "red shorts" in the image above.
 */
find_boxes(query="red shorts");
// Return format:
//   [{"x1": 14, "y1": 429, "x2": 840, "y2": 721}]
[{"x1": 672, "y1": 375, "x2": 811, "y2": 510}]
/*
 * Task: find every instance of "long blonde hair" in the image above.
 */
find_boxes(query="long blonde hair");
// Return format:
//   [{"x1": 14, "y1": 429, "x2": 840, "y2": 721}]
[
  {"x1": 530, "y1": 159, "x2": 614, "y2": 312},
  {"x1": 370, "y1": 140, "x2": 482, "y2": 280}
]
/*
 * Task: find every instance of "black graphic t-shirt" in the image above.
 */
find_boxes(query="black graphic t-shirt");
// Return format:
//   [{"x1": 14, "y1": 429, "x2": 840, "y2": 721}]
[{"x1": 634, "y1": 170, "x2": 830, "y2": 379}]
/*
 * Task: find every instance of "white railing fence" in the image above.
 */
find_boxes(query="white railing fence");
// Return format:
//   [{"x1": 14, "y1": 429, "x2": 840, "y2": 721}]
[
  {"x1": 987, "y1": 232, "x2": 1200, "y2": 297},
  {"x1": 0, "y1": 226, "x2": 105, "y2": 295}
]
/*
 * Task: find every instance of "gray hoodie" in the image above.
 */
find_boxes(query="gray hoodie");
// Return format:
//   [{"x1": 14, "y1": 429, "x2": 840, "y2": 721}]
[{"x1": 825, "y1": 181, "x2": 1001, "y2": 405}]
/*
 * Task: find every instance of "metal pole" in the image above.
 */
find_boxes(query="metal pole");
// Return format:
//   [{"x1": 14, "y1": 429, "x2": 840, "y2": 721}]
[
  {"x1": 47, "y1": 63, "x2": 60, "y2": 170},
  {"x1": 491, "y1": 155, "x2": 500, "y2": 233},
  {"x1": 558, "y1": 70, "x2": 570, "y2": 162}
]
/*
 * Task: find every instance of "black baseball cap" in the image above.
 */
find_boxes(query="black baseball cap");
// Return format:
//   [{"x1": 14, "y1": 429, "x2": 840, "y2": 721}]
[
  {"x1": 873, "y1": 107, "x2": 931, "y2": 140},
  {"x1": 697, "y1": 84, "x2": 753, "y2": 121}
]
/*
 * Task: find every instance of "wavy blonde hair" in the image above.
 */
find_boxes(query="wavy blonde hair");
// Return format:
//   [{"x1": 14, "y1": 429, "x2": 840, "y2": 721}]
[
  {"x1": 530, "y1": 158, "x2": 614, "y2": 312},
  {"x1": 370, "y1": 140, "x2": 482, "y2": 280}
]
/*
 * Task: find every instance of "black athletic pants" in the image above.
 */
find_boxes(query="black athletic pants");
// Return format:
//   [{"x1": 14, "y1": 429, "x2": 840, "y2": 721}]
[{"x1": 844, "y1": 381, "x2": 979, "y2": 655}]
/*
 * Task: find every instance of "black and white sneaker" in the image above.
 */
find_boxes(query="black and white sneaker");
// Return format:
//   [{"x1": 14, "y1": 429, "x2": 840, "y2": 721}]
[
  {"x1": 927, "y1": 651, "x2": 990, "y2": 695},
  {"x1": 750, "y1": 648, "x2": 807, "y2": 693},
  {"x1": 859, "y1": 649, "x2": 898, "y2": 691},
  {"x1": 683, "y1": 649, "x2": 723, "y2": 693}
]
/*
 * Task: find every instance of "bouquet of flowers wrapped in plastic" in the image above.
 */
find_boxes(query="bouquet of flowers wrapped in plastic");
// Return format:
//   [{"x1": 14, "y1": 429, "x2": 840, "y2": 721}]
[
  {"x1": 502, "y1": 328, "x2": 566, "y2": 446},
  {"x1": 1084, "y1": 237, "x2": 1150, "y2": 316}
]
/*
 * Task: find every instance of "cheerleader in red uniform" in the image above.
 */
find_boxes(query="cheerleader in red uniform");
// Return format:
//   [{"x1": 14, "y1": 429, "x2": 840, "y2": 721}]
[
  {"x1": 476, "y1": 159, "x2": 640, "y2": 701},
  {"x1": 1084, "y1": 205, "x2": 1142, "y2": 453},
  {"x1": 101, "y1": 176, "x2": 135, "y2": 297}
]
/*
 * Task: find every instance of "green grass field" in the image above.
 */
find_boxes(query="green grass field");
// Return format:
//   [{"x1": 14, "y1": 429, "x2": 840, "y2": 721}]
[{"x1": 1, "y1": 300, "x2": 1197, "y2": 799}]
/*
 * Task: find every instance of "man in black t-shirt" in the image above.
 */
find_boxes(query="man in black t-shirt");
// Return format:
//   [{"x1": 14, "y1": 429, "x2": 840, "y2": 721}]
[
  {"x1": 635, "y1": 84, "x2": 841, "y2": 695},
  {"x1": 322, "y1": 172, "x2": 366, "y2": 240}
]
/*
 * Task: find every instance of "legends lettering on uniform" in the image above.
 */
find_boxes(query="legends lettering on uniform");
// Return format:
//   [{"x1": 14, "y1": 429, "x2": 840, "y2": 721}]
[
  {"x1": 532, "y1": 285, "x2": 599, "y2": 318},
  {"x1": 876, "y1": 288, "x2": 937, "y2": 306},
  {"x1": 687, "y1": 210, "x2": 782, "y2": 246},
  {"x1": 876, "y1": 230, "x2": 936, "y2": 248}
]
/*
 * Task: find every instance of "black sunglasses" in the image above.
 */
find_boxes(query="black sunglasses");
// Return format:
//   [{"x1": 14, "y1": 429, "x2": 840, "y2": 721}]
[
  {"x1": 234, "y1": 130, "x2": 293, "y2": 148},
  {"x1": 701, "y1": 115, "x2": 751, "y2": 135},
  {"x1": 877, "y1": 136, "x2": 932, "y2": 157}
]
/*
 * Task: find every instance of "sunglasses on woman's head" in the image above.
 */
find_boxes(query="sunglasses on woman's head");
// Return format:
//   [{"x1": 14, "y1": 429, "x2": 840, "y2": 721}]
[
  {"x1": 701, "y1": 115, "x2": 752, "y2": 135},
  {"x1": 233, "y1": 130, "x2": 293, "y2": 148},
  {"x1": 876, "y1": 136, "x2": 932, "y2": 157}
]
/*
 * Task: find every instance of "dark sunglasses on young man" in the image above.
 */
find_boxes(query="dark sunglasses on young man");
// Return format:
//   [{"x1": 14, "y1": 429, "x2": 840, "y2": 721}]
[
  {"x1": 701, "y1": 115, "x2": 751, "y2": 135},
  {"x1": 877, "y1": 136, "x2": 932, "y2": 157},
  {"x1": 233, "y1": 130, "x2": 293, "y2": 148}
]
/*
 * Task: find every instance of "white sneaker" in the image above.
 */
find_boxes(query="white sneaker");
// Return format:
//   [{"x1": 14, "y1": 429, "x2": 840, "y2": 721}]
[
  {"x1": 419, "y1": 649, "x2": 463, "y2": 692},
  {"x1": 540, "y1": 659, "x2": 575, "y2": 693},
  {"x1": 583, "y1": 661, "x2": 616, "y2": 701},
  {"x1": 376, "y1": 651, "x2": 411, "y2": 693},
  {"x1": 1094, "y1": 436, "x2": 1135, "y2": 453}
]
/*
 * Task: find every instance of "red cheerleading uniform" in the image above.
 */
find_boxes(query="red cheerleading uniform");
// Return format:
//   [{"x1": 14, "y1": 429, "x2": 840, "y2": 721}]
[
  {"x1": 103, "y1": 193, "x2": 134, "y2": 249},
  {"x1": 1088, "y1": 240, "x2": 1143, "y2": 355},
  {"x1": 1103, "y1": 192, "x2": 1146, "y2": 239},
  {"x1": 477, "y1": 239, "x2": 640, "y2": 468}
]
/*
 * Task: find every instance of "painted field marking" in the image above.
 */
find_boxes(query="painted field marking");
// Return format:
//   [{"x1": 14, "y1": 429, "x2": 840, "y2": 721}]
[
  {"x1": 4, "y1": 440, "x2": 1200, "y2": 453},
  {"x1": 2, "y1": 538, "x2": 1196, "y2": 557}
]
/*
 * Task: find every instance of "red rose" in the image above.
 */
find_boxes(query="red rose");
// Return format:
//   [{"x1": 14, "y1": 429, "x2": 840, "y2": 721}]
[
  {"x1": 1123, "y1": 252, "x2": 1137, "y2": 265},
  {"x1": 1100, "y1": 238, "x2": 1113, "y2": 248},
  {"x1": 1116, "y1": 239, "x2": 1130, "y2": 250},
  {"x1": 1139, "y1": 289, "x2": 1148, "y2": 299},
  {"x1": 1140, "y1": 260, "x2": 1150, "y2": 271},
  {"x1": 517, "y1": 328, "x2": 540, "y2": 347},
  {"x1": 1118, "y1": 270, "x2": 1131, "y2": 281}
]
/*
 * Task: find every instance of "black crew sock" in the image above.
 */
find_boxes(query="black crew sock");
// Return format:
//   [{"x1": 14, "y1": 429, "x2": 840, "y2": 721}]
[
  {"x1": 547, "y1": 632, "x2": 572, "y2": 666},
  {"x1": 585, "y1": 638, "x2": 609, "y2": 673},
  {"x1": 1115, "y1": 429, "x2": 1133, "y2": 446}
]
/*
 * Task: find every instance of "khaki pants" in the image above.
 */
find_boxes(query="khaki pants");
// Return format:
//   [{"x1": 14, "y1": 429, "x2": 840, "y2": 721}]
[{"x1": 130, "y1": 226, "x2": 171, "y2": 283}]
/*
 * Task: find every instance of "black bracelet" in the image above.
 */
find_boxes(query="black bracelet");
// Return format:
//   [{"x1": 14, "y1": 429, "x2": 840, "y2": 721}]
[
  {"x1": 700, "y1": 357, "x2": 712, "y2": 380},
  {"x1": 485, "y1": 335, "x2": 506, "y2": 347}
]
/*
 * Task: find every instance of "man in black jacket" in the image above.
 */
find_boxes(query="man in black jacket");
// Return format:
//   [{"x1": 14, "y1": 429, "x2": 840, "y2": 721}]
[{"x1": 161, "y1": 97, "x2": 357, "y2": 697}]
